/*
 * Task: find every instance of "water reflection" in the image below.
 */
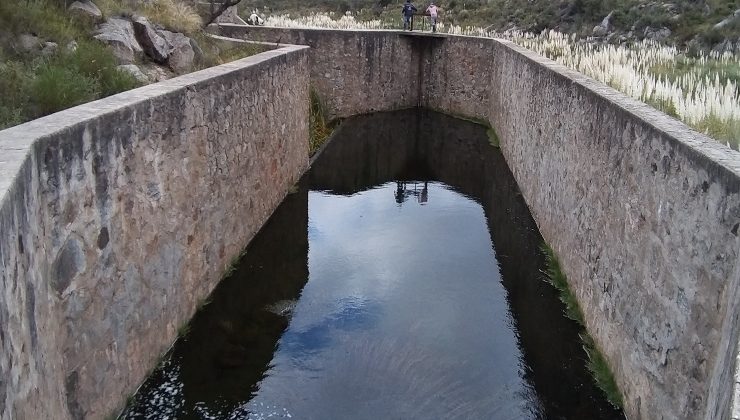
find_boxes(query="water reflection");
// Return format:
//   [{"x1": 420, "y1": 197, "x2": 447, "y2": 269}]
[{"x1": 122, "y1": 109, "x2": 623, "y2": 419}]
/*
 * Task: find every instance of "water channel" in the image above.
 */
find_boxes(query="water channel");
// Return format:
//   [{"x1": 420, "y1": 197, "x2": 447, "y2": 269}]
[{"x1": 121, "y1": 109, "x2": 624, "y2": 419}]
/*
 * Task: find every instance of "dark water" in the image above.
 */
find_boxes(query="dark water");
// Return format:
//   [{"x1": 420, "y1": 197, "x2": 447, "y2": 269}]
[{"x1": 122, "y1": 109, "x2": 623, "y2": 419}]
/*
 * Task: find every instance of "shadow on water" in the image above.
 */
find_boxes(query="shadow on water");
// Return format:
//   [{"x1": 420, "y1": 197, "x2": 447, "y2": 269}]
[{"x1": 122, "y1": 109, "x2": 623, "y2": 419}]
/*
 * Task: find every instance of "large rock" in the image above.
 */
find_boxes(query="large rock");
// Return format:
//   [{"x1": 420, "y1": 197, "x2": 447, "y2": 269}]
[
  {"x1": 592, "y1": 25, "x2": 608, "y2": 37},
  {"x1": 139, "y1": 63, "x2": 174, "y2": 83},
  {"x1": 68, "y1": 0, "x2": 102, "y2": 22},
  {"x1": 599, "y1": 11, "x2": 614, "y2": 28},
  {"x1": 592, "y1": 11, "x2": 613, "y2": 37},
  {"x1": 15, "y1": 33, "x2": 40, "y2": 53},
  {"x1": 132, "y1": 16, "x2": 170, "y2": 64},
  {"x1": 217, "y1": 5, "x2": 248, "y2": 25},
  {"x1": 117, "y1": 64, "x2": 149, "y2": 84},
  {"x1": 644, "y1": 26, "x2": 672, "y2": 41},
  {"x1": 40, "y1": 42, "x2": 59, "y2": 57},
  {"x1": 94, "y1": 18, "x2": 143, "y2": 64},
  {"x1": 160, "y1": 31, "x2": 195, "y2": 73},
  {"x1": 712, "y1": 39, "x2": 737, "y2": 54},
  {"x1": 714, "y1": 8, "x2": 740, "y2": 29},
  {"x1": 190, "y1": 37, "x2": 205, "y2": 65}
]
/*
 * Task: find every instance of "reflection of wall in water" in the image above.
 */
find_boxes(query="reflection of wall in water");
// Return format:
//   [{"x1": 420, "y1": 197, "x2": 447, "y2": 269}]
[
  {"x1": 309, "y1": 109, "x2": 621, "y2": 418},
  {"x1": 130, "y1": 185, "x2": 310, "y2": 416}
]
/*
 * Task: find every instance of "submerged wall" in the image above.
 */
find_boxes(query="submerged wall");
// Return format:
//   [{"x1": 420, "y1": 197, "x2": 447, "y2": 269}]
[
  {"x1": 0, "y1": 45, "x2": 309, "y2": 419},
  {"x1": 220, "y1": 25, "x2": 740, "y2": 420}
]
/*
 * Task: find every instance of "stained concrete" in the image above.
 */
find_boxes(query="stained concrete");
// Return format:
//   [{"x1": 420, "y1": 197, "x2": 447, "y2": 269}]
[{"x1": 0, "y1": 44, "x2": 309, "y2": 419}]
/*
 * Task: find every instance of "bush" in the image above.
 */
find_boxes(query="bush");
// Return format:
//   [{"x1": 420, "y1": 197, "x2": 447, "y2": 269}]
[
  {"x1": 0, "y1": 0, "x2": 90, "y2": 44},
  {"x1": 61, "y1": 40, "x2": 140, "y2": 96},
  {"x1": 30, "y1": 64, "x2": 98, "y2": 116}
]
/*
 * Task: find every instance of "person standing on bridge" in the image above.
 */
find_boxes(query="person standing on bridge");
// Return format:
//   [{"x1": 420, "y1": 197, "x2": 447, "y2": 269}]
[
  {"x1": 426, "y1": 2, "x2": 439, "y2": 32},
  {"x1": 402, "y1": 0, "x2": 417, "y2": 31}
]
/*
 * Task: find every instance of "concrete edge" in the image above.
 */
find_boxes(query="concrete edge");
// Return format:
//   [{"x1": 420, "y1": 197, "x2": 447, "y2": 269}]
[
  {"x1": 206, "y1": 33, "x2": 285, "y2": 49},
  {"x1": 0, "y1": 44, "x2": 310, "y2": 207},
  {"x1": 217, "y1": 23, "x2": 405, "y2": 35}
]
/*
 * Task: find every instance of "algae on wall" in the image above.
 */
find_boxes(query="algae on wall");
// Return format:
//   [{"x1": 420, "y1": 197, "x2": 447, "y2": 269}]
[
  {"x1": 541, "y1": 243, "x2": 624, "y2": 409},
  {"x1": 309, "y1": 87, "x2": 334, "y2": 156}
]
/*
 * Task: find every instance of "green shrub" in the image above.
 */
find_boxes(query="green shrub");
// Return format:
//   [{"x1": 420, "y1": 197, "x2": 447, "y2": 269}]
[
  {"x1": 0, "y1": 0, "x2": 90, "y2": 44},
  {"x1": 61, "y1": 40, "x2": 140, "y2": 96},
  {"x1": 0, "y1": 61, "x2": 32, "y2": 128},
  {"x1": 30, "y1": 64, "x2": 98, "y2": 116},
  {"x1": 99, "y1": 67, "x2": 139, "y2": 97}
]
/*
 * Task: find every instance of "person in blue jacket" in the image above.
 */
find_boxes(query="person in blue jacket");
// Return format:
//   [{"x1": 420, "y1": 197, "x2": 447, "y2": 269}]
[{"x1": 402, "y1": 0, "x2": 417, "y2": 31}]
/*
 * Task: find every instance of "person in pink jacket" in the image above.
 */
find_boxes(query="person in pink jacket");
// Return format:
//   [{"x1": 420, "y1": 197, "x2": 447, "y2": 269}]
[{"x1": 426, "y1": 2, "x2": 439, "y2": 32}]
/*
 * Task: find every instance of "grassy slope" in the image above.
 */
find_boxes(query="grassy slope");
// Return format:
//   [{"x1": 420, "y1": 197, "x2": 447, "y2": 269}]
[
  {"x1": 247, "y1": 0, "x2": 740, "y2": 46},
  {"x1": 0, "y1": 1, "x2": 139, "y2": 128}
]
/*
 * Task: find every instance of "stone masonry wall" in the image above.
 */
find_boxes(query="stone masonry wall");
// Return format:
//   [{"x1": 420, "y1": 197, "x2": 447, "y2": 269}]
[
  {"x1": 217, "y1": 25, "x2": 420, "y2": 119},
  {"x1": 487, "y1": 40, "x2": 740, "y2": 420},
  {"x1": 0, "y1": 45, "x2": 309, "y2": 419},
  {"x1": 220, "y1": 25, "x2": 740, "y2": 420}
]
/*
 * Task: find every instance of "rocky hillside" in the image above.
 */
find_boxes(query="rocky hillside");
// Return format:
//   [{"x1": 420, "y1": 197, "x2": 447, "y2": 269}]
[
  {"x1": 0, "y1": 0, "x2": 261, "y2": 130},
  {"x1": 251, "y1": 0, "x2": 740, "y2": 50}
]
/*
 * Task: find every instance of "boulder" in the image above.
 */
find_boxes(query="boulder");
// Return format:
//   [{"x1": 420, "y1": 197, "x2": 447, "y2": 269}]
[
  {"x1": 712, "y1": 39, "x2": 736, "y2": 54},
  {"x1": 714, "y1": 8, "x2": 740, "y2": 29},
  {"x1": 599, "y1": 11, "x2": 614, "y2": 28},
  {"x1": 140, "y1": 64, "x2": 174, "y2": 83},
  {"x1": 644, "y1": 26, "x2": 671, "y2": 41},
  {"x1": 132, "y1": 16, "x2": 170, "y2": 64},
  {"x1": 117, "y1": 64, "x2": 149, "y2": 84},
  {"x1": 592, "y1": 11, "x2": 613, "y2": 37},
  {"x1": 15, "y1": 33, "x2": 41, "y2": 53},
  {"x1": 40, "y1": 42, "x2": 59, "y2": 57},
  {"x1": 160, "y1": 31, "x2": 195, "y2": 73},
  {"x1": 68, "y1": 0, "x2": 102, "y2": 22},
  {"x1": 94, "y1": 18, "x2": 143, "y2": 64},
  {"x1": 190, "y1": 37, "x2": 205, "y2": 65},
  {"x1": 218, "y1": 5, "x2": 248, "y2": 25},
  {"x1": 592, "y1": 25, "x2": 608, "y2": 37},
  {"x1": 66, "y1": 40, "x2": 79, "y2": 52}
]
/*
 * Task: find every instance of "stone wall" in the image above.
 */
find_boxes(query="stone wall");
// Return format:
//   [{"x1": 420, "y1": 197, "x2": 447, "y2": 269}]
[
  {"x1": 217, "y1": 26, "x2": 420, "y2": 119},
  {"x1": 487, "y1": 39, "x2": 740, "y2": 420},
  {"x1": 216, "y1": 25, "x2": 494, "y2": 122},
  {"x1": 0, "y1": 45, "x2": 309, "y2": 419},
  {"x1": 219, "y1": 25, "x2": 740, "y2": 420}
]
